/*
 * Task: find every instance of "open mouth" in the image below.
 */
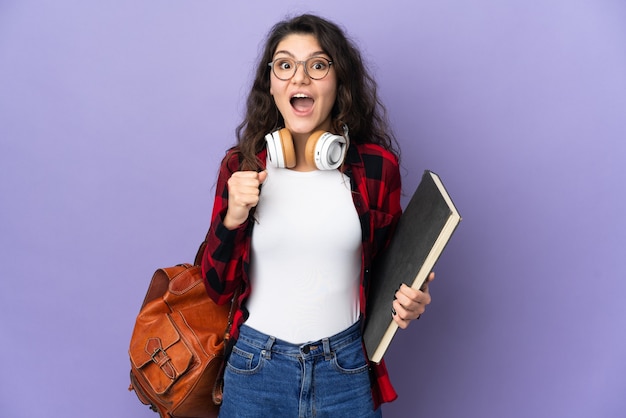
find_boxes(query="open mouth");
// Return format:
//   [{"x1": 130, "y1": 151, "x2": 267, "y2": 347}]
[{"x1": 290, "y1": 93, "x2": 314, "y2": 113}]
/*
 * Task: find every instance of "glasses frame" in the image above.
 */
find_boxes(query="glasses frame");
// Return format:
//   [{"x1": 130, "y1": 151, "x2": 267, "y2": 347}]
[{"x1": 268, "y1": 56, "x2": 334, "y2": 81}]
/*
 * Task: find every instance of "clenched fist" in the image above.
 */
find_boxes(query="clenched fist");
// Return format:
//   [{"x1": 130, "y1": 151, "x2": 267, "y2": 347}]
[{"x1": 223, "y1": 170, "x2": 268, "y2": 229}]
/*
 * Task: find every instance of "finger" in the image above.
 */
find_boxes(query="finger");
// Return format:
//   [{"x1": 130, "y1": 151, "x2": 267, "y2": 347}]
[
  {"x1": 393, "y1": 293, "x2": 426, "y2": 318},
  {"x1": 228, "y1": 172, "x2": 264, "y2": 202},
  {"x1": 393, "y1": 314, "x2": 410, "y2": 329},
  {"x1": 392, "y1": 300, "x2": 416, "y2": 329},
  {"x1": 228, "y1": 185, "x2": 259, "y2": 204},
  {"x1": 229, "y1": 174, "x2": 263, "y2": 190},
  {"x1": 419, "y1": 272, "x2": 435, "y2": 292},
  {"x1": 231, "y1": 170, "x2": 262, "y2": 179},
  {"x1": 397, "y1": 283, "x2": 420, "y2": 300},
  {"x1": 396, "y1": 284, "x2": 431, "y2": 307},
  {"x1": 395, "y1": 285, "x2": 430, "y2": 311}
]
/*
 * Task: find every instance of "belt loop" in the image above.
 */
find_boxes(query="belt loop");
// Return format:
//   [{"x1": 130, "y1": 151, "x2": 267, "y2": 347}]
[
  {"x1": 262, "y1": 336, "x2": 275, "y2": 359},
  {"x1": 322, "y1": 338, "x2": 332, "y2": 361}
]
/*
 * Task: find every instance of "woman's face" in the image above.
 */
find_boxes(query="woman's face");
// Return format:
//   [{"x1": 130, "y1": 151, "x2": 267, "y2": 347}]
[{"x1": 269, "y1": 33, "x2": 337, "y2": 138}]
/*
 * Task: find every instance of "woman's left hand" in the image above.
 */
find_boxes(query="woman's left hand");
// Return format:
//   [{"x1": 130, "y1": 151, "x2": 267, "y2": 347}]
[{"x1": 392, "y1": 272, "x2": 434, "y2": 329}]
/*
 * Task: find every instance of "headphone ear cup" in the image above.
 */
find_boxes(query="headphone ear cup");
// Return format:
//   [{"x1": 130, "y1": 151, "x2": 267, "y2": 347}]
[
  {"x1": 265, "y1": 129, "x2": 296, "y2": 168},
  {"x1": 304, "y1": 131, "x2": 325, "y2": 168},
  {"x1": 305, "y1": 131, "x2": 348, "y2": 170},
  {"x1": 278, "y1": 129, "x2": 297, "y2": 168}
]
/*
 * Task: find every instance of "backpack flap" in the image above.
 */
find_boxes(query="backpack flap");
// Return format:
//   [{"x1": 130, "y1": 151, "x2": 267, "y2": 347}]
[{"x1": 129, "y1": 307, "x2": 193, "y2": 395}]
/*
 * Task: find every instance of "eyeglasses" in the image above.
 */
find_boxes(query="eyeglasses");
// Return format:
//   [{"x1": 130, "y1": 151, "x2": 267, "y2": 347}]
[{"x1": 268, "y1": 56, "x2": 333, "y2": 80}]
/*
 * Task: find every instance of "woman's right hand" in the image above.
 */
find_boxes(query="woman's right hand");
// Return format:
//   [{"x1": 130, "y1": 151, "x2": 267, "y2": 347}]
[{"x1": 223, "y1": 170, "x2": 267, "y2": 229}]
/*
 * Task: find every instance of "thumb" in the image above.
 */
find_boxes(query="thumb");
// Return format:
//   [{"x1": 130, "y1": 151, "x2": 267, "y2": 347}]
[{"x1": 258, "y1": 170, "x2": 268, "y2": 184}]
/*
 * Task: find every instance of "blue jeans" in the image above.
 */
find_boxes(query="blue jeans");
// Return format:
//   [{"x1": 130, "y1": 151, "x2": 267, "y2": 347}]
[{"x1": 219, "y1": 321, "x2": 382, "y2": 418}]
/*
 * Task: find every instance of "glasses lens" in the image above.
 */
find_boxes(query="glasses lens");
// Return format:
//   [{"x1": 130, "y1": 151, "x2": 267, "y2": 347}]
[
  {"x1": 306, "y1": 58, "x2": 330, "y2": 80},
  {"x1": 273, "y1": 58, "x2": 296, "y2": 80}
]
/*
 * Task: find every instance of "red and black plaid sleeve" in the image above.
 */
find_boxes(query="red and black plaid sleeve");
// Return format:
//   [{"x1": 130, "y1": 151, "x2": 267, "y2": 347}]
[{"x1": 201, "y1": 149, "x2": 250, "y2": 306}]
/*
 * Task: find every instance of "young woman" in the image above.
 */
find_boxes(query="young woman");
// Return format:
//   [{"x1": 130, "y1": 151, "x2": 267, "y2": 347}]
[{"x1": 202, "y1": 14, "x2": 433, "y2": 417}]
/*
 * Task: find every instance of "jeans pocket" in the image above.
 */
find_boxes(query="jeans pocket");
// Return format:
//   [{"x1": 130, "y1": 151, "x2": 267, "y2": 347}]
[
  {"x1": 331, "y1": 341, "x2": 369, "y2": 375},
  {"x1": 226, "y1": 343, "x2": 265, "y2": 375}
]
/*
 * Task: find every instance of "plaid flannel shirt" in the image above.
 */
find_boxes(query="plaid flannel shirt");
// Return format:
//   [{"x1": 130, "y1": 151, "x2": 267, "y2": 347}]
[{"x1": 202, "y1": 142, "x2": 402, "y2": 406}]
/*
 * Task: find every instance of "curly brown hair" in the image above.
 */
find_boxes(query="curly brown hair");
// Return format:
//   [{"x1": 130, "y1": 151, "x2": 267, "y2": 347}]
[{"x1": 235, "y1": 14, "x2": 399, "y2": 170}]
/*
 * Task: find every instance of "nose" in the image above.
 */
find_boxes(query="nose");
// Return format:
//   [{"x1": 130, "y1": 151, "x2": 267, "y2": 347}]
[{"x1": 291, "y1": 62, "x2": 310, "y2": 84}]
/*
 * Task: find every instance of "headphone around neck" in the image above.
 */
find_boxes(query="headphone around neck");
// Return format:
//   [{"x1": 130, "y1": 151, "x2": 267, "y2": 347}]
[{"x1": 264, "y1": 125, "x2": 350, "y2": 170}]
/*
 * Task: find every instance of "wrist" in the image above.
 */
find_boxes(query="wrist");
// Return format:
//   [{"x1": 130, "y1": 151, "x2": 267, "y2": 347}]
[{"x1": 223, "y1": 212, "x2": 246, "y2": 230}]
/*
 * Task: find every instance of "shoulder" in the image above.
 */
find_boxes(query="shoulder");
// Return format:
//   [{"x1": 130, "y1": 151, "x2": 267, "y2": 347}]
[
  {"x1": 353, "y1": 143, "x2": 400, "y2": 182},
  {"x1": 219, "y1": 147, "x2": 268, "y2": 172},
  {"x1": 219, "y1": 147, "x2": 267, "y2": 173},
  {"x1": 354, "y1": 143, "x2": 399, "y2": 165},
  {"x1": 220, "y1": 147, "x2": 246, "y2": 171},
  {"x1": 219, "y1": 147, "x2": 242, "y2": 172}
]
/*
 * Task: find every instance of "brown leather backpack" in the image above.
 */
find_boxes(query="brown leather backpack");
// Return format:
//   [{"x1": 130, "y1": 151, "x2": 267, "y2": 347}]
[{"x1": 128, "y1": 242, "x2": 238, "y2": 418}]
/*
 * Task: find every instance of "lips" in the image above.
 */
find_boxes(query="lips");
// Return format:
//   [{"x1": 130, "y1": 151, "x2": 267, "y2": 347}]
[{"x1": 290, "y1": 93, "x2": 314, "y2": 113}]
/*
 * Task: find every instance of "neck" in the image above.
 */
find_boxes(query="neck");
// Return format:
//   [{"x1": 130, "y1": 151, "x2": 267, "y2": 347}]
[{"x1": 291, "y1": 133, "x2": 316, "y2": 171}]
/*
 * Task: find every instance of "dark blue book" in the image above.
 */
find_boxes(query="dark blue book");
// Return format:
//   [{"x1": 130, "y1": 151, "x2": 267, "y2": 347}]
[{"x1": 364, "y1": 170, "x2": 462, "y2": 363}]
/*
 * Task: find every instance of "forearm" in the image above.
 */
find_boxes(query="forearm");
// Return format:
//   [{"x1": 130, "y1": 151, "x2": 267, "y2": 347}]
[{"x1": 201, "y1": 208, "x2": 248, "y2": 304}]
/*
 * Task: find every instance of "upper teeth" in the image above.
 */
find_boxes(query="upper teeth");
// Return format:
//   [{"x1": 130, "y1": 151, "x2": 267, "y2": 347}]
[{"x1": 292, "y1": 94, "x2": 309, "y2": 99}]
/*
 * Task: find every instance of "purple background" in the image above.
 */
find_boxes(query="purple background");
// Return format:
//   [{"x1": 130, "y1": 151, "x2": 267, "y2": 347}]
[{"x1": 1, "y1": 1, "x2": 625, "y2": 417}]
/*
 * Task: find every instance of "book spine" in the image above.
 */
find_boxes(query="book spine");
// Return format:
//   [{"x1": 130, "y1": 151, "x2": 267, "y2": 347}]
[{"x1": 371, "y1": 322, "x2": 399, "y2": 364}]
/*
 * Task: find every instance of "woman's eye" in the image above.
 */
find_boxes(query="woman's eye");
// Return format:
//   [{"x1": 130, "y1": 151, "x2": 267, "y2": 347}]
[
  {"x1": 278, "y1": 61, "x2": 293, "y2": 70},
  {"x1": 311, "y1": 61, "x2": 327, "y2": 70}
]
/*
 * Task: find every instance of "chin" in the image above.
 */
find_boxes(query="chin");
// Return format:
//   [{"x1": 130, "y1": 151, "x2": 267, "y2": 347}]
[{"x1": 287, "y1": 119, "x2": 332, "y2": 135}]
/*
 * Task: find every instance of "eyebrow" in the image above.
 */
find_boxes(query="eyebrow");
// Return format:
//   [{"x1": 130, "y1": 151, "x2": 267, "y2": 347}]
[{"x1": 273, "y1": 50, "x2": 330, "y2": 59}]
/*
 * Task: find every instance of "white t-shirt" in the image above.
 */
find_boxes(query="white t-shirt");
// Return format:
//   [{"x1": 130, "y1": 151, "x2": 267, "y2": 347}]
[{"x1": 244, "y1": 161, "x2": 362, "y2": 343}]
